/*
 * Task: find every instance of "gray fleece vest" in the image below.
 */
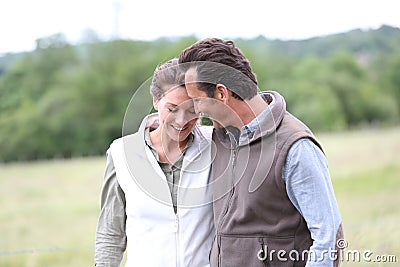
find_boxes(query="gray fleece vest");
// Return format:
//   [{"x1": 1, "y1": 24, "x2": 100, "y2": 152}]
[{"x1": 210, "y1": 91, "x2": 322, "y2": 267}]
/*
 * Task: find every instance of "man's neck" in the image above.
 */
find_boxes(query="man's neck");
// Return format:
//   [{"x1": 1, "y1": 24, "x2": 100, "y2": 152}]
[
  {"x1": 212, "y1": 94, "x2": 269, "y2": 130},
  {"x1": 235, "y1": 94, "x2": 269, "y2": 126}
]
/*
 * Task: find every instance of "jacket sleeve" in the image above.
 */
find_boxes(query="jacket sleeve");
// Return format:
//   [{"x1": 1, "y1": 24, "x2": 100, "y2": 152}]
[
  {"x1": 282, "y1": 138, "x2": 344, "y2": 267},
  {"x1": 94, "y1": 149, "x2": 127, "y2": 267}
]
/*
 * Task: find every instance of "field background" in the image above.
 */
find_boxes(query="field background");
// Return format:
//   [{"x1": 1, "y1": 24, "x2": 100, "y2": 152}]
[{"x1": 1, "y1": 127, "x2": 399, "y2": 266}]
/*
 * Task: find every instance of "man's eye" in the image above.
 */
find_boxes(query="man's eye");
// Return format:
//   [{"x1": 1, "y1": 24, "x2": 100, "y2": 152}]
[{"x1": 168, "y1": 108, "x2": 178, "y2": 113}]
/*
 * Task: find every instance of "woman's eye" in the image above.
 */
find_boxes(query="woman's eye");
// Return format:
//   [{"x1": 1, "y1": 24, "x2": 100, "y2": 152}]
[{"x1": 168, "y1": 108, "x2": 178, "y2": 113}]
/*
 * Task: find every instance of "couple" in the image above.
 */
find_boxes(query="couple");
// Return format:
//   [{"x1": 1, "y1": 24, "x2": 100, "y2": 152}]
[{"x1": 95, "y1": 38, "x2": 344, "y2": 267}]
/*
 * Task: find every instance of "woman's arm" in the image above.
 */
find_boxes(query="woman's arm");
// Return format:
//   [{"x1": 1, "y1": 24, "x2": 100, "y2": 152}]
[{"x1": 94, "y1": 150, "x2": 127, "y2": 267}]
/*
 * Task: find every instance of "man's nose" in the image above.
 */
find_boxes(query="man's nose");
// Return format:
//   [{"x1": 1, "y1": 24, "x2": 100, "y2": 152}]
[{"x1": 193, "y1": 101, "x2": 201, "y2": 114}]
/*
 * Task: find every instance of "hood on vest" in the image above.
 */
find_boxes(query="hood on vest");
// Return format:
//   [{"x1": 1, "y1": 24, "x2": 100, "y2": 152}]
[
  {"x1": 249, "y1": 90, "x2": 286, "y2": 142},
  {"x1": 214, "y1": 90, "x2": 287, "y2": 147}
]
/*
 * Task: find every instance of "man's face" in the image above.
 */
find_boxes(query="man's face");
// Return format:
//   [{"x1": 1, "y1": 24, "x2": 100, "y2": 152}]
[
  {"x1": 185, "y1": 68, "x2": 217, "y2": 118},
  {"x1": 184, "y1": 68, "x2": 236, "y2": 127}
]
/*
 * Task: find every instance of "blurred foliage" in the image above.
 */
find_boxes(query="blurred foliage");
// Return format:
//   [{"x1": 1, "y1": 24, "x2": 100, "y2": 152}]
[{"x1": 0, "y1": 26, "x2": 399, "y2": 162}]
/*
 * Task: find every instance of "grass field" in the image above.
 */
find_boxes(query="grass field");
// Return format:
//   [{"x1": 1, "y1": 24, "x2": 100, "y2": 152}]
[{"x1": 1, "y1": 127, "x2": 399, "y2": 266}]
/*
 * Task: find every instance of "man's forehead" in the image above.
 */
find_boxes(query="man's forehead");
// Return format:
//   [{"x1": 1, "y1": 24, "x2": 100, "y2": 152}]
[
  {"x1": 183, "y1": 67, "x2": 210, "y2": 99},
  {"x1": 185, "y1": 83, "x2": 204, "y2": 98},
  {"x1": 184, "y1": 67, "x2": 198, "y2": 82},
  {"x1": 186, "y1": 87, "x2": 209, "y2": 103}
]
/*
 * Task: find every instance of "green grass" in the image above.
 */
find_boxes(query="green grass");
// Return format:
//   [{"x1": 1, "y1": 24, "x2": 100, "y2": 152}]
[
  {"x1": 318, "y1": 127, "x2": 400, "y2": 266},
  {"x1": 1, "y1": 127, "x2": 399, "y2": 266},
  {"x1": 0, "y1": 157, "x2": 105, "y2": 267}
]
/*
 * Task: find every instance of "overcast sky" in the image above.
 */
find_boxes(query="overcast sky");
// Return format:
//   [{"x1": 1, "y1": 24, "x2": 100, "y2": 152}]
[{"x1": 1, "y1": 0, "x2": 400, "y2": 54}]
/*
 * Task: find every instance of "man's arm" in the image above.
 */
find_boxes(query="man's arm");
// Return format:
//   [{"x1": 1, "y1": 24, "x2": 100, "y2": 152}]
[
  {"x1": 283, "y1": 138, "x2": 344, "y2": 267},
  {"x1": 94, "y1": 150, "x2": 127, "y2": 267}
]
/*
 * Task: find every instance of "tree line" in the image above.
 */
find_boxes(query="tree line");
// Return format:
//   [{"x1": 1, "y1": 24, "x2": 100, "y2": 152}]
[{"x1": 0, "y1": 26, "x2": 399, "y2": 162}]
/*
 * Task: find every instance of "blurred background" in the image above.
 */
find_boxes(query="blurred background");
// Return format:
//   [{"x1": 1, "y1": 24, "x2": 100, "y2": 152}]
[{"x1": 1, "y1": 0, "x2": 399, "y2": 266}]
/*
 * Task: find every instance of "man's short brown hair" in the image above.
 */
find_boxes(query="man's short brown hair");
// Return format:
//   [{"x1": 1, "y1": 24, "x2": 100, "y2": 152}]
[{"x1": 178, "y1": 38, "x2": 258, "y2": 100}]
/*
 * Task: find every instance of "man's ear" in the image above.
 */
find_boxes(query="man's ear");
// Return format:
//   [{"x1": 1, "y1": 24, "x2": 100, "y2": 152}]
[{"x1": 215, "y1": 84, "x2": 230, "y2": 104}]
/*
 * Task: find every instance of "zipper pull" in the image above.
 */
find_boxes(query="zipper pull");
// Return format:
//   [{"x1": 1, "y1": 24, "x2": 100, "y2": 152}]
[
  {"x1": 232, "y1": 149, "x2": 237, "y2": 163},
  {"x1": 257, "y1": 238, "x2": 269, "y2": 266}
]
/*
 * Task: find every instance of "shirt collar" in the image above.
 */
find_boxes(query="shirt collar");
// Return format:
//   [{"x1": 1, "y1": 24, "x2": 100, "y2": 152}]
[
  {"x1": 239, "y1": 94, "x2": 276, "y2": 144},
  {"x1": 144, "y1": 127, "x2": 194, "y2": 164}
]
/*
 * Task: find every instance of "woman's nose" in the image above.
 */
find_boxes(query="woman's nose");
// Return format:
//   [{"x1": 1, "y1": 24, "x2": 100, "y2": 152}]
[
  {"x1": 175, "y1": 110, "x2": 187, "y2": 126},
  {"x1": 177, "y1": 110, "x2": 197, "y2": 126}
]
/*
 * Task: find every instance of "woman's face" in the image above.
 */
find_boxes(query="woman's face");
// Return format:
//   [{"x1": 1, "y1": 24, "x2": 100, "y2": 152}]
[{"x1": 154, "y1": 85, "x2": 198, "y2": 142}]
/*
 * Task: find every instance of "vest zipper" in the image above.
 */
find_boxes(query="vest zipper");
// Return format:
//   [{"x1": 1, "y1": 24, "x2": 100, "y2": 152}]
[
  {"x1": 174, "y1": 213, "x2": 180, "y2": 267},
  {"x1": 217, "y1": 147, "x2": 238, "y2": 267},
  {"x1": 176, "y1": 164, "x2": 182, "y2": 267}
]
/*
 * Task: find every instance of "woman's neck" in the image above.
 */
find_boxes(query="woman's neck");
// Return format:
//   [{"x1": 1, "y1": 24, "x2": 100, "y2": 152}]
[{"x1": 149, "y1": 127, "x2": 187, "y2": 164}]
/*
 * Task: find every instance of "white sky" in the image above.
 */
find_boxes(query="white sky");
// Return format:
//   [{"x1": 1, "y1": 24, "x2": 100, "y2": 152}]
[{"x1": 1, "y1": 0, "x2": 400, "y2": 54}]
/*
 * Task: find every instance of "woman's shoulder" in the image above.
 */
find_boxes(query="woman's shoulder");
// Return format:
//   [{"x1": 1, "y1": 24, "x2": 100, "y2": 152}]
[{"x1": 108, "y1": 131, "x2": 143, "y2": 151}]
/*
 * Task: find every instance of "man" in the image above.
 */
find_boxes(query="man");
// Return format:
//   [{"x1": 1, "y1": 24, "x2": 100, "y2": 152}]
[{"x1": 178, "y1": 38, "x2": 344, "y2": 266}]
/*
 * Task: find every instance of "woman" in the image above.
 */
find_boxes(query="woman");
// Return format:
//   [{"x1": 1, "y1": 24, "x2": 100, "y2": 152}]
[{"x1": 95, "y1": 59, "x2": 214, "y2": 266}]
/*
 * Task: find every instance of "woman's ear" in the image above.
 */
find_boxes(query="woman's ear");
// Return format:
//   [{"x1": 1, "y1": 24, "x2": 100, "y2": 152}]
[
  {"x1": 153, "y1": 97, "x2": 159, "y2": 111},
  {"x1": 215, "y1": 84, "x2": 230, "y2": 104}
]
